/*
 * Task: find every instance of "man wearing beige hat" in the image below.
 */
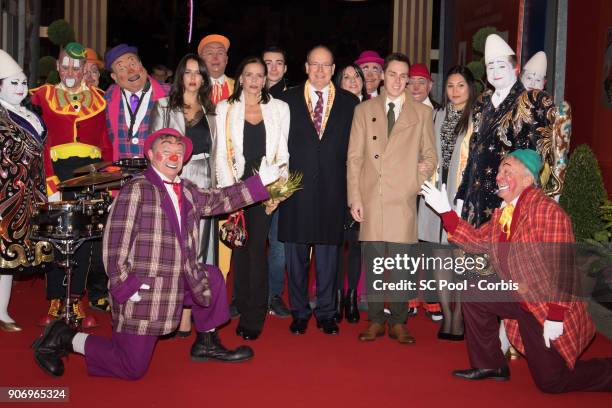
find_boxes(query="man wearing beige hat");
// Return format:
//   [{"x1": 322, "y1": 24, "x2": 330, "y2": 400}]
[
  {"x1": 521, "y1": 51, "x2": 547, "y2": 91},
  {"x1": 198, "y1": 34, "x2": 234, "y2": 105}
]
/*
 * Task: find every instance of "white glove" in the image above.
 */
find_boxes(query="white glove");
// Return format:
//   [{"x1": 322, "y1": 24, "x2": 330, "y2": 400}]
[
  {"x1": 499, "y1": 321, "x2": 511, "y2": 354},
  {"x1": 258, "y1": 157, "x2": 280, "y2": 186},
  {"x1": 48, "y1": 192, "x2": 61, "y2": 202},
  {"x1": 455, "y1": 199, "x2": 464, "y2": 217},
  {"x1": 420, "y1": 181, "x2": 451, "y2": 214},
  {"x1": 129, "y1": 283, "x2": 150, "y2": 303},
  {"x1": 543, "y1": 320, "x2": 564, "y2": 348}
]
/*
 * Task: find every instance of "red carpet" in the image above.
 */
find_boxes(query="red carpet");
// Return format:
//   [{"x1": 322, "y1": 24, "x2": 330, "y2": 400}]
[{"x1": 1, "y1": 276, "x2": 611, "y2": 407}]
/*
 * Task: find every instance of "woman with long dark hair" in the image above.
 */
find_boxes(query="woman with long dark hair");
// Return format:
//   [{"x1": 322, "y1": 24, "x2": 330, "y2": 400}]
[
  {"x1": 150, "y1": 53, "x2": 217, "y2": 336},
  {"x1": 333, "y1": 64, "x2": 367, "y2": 101},
  {"x1": 418, "y1": 65, "x2": 477, "y2": 340},
  {"x1": 216, "y1": 57, "x2": 289, "y2": 340}
]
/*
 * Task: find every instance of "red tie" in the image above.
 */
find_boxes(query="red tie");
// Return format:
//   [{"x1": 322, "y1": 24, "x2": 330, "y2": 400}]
[
  {"x1": 164, "y1": 180, "x2": 182, "y2": 210},
  {"x1": 313, "y1": 90, "x2": 324, "y2": 136}
]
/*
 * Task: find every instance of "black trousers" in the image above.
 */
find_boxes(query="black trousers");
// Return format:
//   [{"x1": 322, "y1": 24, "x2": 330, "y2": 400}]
[
  {"x1": 463, "y1": 300, "x2": 612, "y2": 393},
  {"x1": 285, "y1": 242, "x2": 339, "y2": 320},
  {"x1": 337, "y1": 227, "x2": 361, "y2": 291},
  {"x1": 231, "y1": 203, "x2": 271, "y2": 332},
  {"x1": 86, "y1": 239, "x2": 107, "y2": 301}
]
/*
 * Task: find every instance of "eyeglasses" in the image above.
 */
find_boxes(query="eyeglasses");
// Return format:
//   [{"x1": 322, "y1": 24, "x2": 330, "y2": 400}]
[
  {"x1": 361, "y1": 66, "x2": 381, "y2": 74},
  {"x1": 307, "y1": 62, "x2": 333, "y2": 71},
  {"x1": 408, "y1": 79, "x2": 428, "y2": 86}
]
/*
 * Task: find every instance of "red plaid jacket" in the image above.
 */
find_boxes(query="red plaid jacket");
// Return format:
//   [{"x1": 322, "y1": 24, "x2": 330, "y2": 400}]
[
  {"x1": 102, "y1": 167, "x2": 268, "y2": 336},
  {"x1": 448, "y1": 187, "x2": 595, "y2": 369}
]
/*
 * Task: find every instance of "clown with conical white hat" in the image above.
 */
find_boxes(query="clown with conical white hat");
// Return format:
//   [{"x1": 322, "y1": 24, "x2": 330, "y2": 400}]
[{"x1": 521, "y1": 51, "x2": 547, "y2": 91}]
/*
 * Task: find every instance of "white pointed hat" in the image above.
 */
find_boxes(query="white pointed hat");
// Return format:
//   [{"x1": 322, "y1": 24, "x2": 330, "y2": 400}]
[
  {"x1": 484, "y1": 34, "x2": 515, "y2": 63},
  {"x1": 523, "y1": 51, "x2": 547, "y2": 77},
  {"x1": 0, "y1": 49, "x2": 22, "y2": 80}
]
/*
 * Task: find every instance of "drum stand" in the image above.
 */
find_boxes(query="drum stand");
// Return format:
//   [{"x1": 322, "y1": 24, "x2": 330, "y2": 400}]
[{"x1": 46, "y1": 236, "x2": 96, "y2": 329}]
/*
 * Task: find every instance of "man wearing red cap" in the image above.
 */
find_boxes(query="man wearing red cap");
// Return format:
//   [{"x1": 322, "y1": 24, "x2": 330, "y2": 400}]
[
  {"x1": 32, "y1": 128, "x2": 281, "y2": 379},
  {"x1": 198, "y1": 34, "x2": 234, "y2": 105},
  {"x1": 408, "y1": 63, "x2": 439, "y2": 109},
  {"x1": 355, "y1": 50, "x2": 384, "y2": 99}
]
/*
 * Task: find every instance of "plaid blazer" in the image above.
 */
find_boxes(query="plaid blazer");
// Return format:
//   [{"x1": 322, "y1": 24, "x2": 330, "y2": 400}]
[
  {"x1": 105, "y1": 77, "x2": 170, "y2": 160},
  {"x1": 102, "y1": 166, "x2": 268, "y2": 336},
  {"x1": 450, "y1": 187, "x2": 595, "y2": 369}
]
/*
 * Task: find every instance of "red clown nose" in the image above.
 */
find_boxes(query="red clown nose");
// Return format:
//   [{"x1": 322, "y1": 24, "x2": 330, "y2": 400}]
[{"x1": 169, "y1": 154, "x2": 179, "y2": 162}]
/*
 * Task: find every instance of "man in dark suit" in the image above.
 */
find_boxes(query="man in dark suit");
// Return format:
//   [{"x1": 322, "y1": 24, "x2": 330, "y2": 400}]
[{"x1": 278, "y1": 45, "x2": 359, "y2": 335}]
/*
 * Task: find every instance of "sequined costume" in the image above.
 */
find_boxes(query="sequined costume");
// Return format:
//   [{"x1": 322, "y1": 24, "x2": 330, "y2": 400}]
[
  {"x1": 456, "y1": 81, "x2": 555, "y2": 227},
  {"x1": 0, "y1": 105, "x2": 53, "y2": 273}
]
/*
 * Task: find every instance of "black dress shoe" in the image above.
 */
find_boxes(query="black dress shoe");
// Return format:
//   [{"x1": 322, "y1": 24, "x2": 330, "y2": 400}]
[
  {"x1": 334, "y1": 290, "x2": 344, "y2": 323},
  {"x1": 316, "y1": 318, "x2": 339, "y2": 335},
  {"x1": 452, "y1": 367, "x2": 510, "y2": 381},
  {"x1": 289, "y1": 318, "x2": 309, "y2": 335},
  {"x1": 437, "y1": 329, "x2": 464, "y2": 342},
  {"x1": 235, "y1": 326, "x2": 260, "y2": 341},
  {"x1": 344, "y1": 289, "x2": 360, "y2": 323},
  {"x1": 268, "y1": 295, "x2": 290, "y2": 318},
  {"x1": 191, "y1": 331, "x2": 253, "y2": 362},
  {"x1": 32, "y1": 320, "x2": 77, "y2": 377}
]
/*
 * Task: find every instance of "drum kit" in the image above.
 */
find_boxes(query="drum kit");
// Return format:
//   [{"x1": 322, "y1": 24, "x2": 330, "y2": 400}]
[{"x1": 29, "y1": 158, "x2": 147, "y2": 327}]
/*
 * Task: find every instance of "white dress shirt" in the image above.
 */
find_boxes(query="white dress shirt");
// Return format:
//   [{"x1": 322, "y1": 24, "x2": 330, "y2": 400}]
[
  {"x1": 152, "y1": 166, "x2": 182, "y2": 227},
  {"x1": 210, "y1": 74, "x2": 227, "y2": 86},
  {"x1": 121, "y1": 86, "x2": 152, "y2": 136},
  {"x1": 385, "y1": 94, "x2": 404, "y2": 119},
  {"x1": 309, "y1": 83, "x2": 330, "y2": 118}
]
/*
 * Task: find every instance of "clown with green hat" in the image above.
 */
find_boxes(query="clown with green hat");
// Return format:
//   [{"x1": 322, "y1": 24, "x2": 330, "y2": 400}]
[{"x1": 30, "y1": 40, "x2": 112, "y2": 328}]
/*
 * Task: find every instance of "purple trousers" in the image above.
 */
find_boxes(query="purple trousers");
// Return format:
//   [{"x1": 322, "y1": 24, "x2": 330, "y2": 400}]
[
  {"x1": 84, "y1": 267, "x2": 230, "y2": 380},
  {"x1": 463, "y1": 300, "x2": 612, "y2": 393}
]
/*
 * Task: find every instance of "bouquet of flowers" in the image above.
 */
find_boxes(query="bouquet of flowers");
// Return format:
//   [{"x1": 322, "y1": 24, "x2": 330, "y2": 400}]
[{"x1": 263, "y1": 171, "x2": 303, "y2": 215}]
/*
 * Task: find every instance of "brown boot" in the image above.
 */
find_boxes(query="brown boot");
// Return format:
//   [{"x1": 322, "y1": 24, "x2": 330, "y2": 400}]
[
  {"x1": 358, "y1": 322, "x2": 386, "y2": 341},
  {"x1": 389, "y1": 324, "x2": 416, "y2": 344}
]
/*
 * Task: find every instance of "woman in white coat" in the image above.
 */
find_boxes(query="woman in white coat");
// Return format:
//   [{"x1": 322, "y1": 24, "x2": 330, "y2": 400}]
[
  {"x1": 417, "y1": 65, "x2": 477, "y2": 340},
  {"x1": 216, "y1": 57, "x2": 289, "y2": 340}
]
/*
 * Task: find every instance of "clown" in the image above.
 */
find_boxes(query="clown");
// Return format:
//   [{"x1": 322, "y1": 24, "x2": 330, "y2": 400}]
[
  {"x1": 104, "y1": 44, "x2": 170, "y2": 160},
  {"x1": 520, "y1": 51, "x2": 547, "y2": 91},
  {"x1": 355, "y1": 50, "x2": 384, "y2": 99},
  {"x1": 520, "y1": 51, "x2": 571, "y2": 198},
  {"x1": 30, "y1": 42, "x2": 111, "y2": 326},
  {"x1": 84, "y1": 48, "x2": 103, "y2": 88},
  {"x1": 455, "y1": 34, "x2": 556, "y2": 228},
  {"x1": 0, "y1": 49, "x2": 51, "y2": 332}
]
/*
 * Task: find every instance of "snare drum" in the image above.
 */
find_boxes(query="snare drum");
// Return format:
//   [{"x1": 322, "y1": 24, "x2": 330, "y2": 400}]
[{"x1": 30, "y1": 199, "x2": 109, "y2": 240}]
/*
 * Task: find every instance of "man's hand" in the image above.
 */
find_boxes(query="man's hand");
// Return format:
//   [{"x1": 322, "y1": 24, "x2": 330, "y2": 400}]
[
  {"x1": 258, "y1": 157, "x2": 280, "y2": 186},
  {"x1": 420, "y1": 181, "x2": 451, "y2": 214},
  {"x1": 129, "y1": 283, "x2": 151, "y2": 302},
  {"x1": 543, "y1": 320, "x2": 564, "y2": 348},
  {"x1": 350, "y1": 202, "x2": 364, "y2": 223}
]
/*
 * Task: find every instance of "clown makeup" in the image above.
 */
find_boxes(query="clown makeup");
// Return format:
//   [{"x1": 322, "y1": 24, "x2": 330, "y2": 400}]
[
  {"x1": 521, "y1": 70, "x2": 545, "y2": 91},
  {"x1": 58, "y1": 51, "x2": 85, "y2": 91},
  {"x1": 360, "y1": 62, "x2": 383, "y2": 94},
  {"x1": 84, "y1": 61, "x2": 101, "y2": 87},
  {"x1": 407, "y1": 76, "x2": 432, "y2": 103},
  {"x1": 110, "y1": 53, "x2": 147, "y2": 94},
  {"x1": 147, "y1": 136, "x2": 186, "y2": 180},
  {"x1": 0, "y1": 71, "x2": 28, "y2": 106},
  {"x1": 495, "y1": 157, "x2": 533, "y2": 203},
  {"x1": 486, "y1": 57, "x2": 517, "y2": 90}
]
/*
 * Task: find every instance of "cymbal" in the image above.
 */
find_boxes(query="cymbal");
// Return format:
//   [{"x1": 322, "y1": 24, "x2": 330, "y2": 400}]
[
  {"x1": 58, "y1": 172, "x2": 126, "y2": 189},
  {"x1": 72, "y1": 161, "x2": 112, "y2": 175}
]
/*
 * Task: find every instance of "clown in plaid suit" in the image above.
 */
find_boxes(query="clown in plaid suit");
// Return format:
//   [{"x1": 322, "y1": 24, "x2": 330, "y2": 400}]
[{"x1": 421, "y1": 150, "x2": 612, "y2": 393}]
